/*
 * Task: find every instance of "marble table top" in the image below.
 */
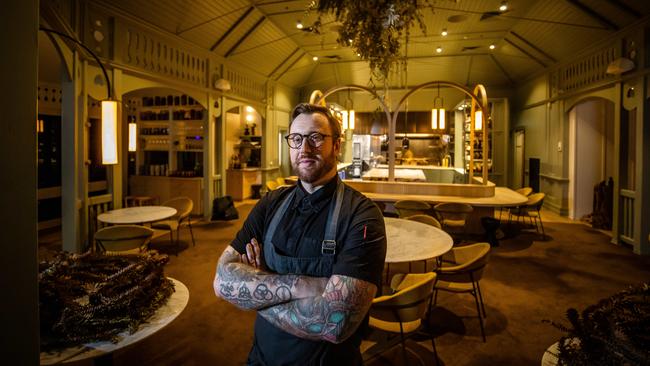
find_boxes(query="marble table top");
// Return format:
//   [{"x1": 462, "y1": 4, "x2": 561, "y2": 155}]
[
  {"x1": 384, "y1": 217, "x2": 453, "y2": 263},
  {"x1": 40, "y1": 278, "x2": 189, "y2": 365},
  {"x1": 98, "y1": 206, "x2": 177, "y2": 225},
  {"x1": 363, "y1": 168, "x2": 427, "y2": 182}
]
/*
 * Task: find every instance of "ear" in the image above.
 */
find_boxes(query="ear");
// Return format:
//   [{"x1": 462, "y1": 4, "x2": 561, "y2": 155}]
[{"x1": 332, "y1": 136, "x2": 341, "y2": 154}]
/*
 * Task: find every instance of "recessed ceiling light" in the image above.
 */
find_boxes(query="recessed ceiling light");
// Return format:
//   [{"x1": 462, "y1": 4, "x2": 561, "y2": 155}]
[
  {"x1": 436, "y1": 46, "x2": 443, "y2": 53},
  {"x1": 499, "y1": 1, "x2": 508, "y2": 12},
  {"x1": 296, "y1": 20, "x2": 303, "y2": 29},
  {"x1": 489, "y1": 44, "x2": 496, "y2": 50},
  {"x1": 356, "y1": 53, "x2": 361, "y2": 57},
  {"x1": 312, "y1": 56, "x2": 319, "y2": 61},
  {"x1": 458, "y1": 106, "x2": 464, "y2": 110},
  {"x1": 441, "y1": 28, "x2": 448, "y2": 36}
]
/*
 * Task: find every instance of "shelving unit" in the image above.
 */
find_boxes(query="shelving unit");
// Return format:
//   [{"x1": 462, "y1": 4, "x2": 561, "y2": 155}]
[{"x1": 463, "y1": 103, "x2": 493, "y2": 176}]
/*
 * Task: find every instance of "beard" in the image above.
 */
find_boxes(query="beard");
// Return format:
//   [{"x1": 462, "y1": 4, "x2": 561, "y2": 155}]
[{"x1": 292, "y1": 150, "x2": 336, "y2": 184}]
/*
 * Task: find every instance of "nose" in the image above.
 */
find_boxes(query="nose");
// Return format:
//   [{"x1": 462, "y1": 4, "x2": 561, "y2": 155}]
[{"x1": 299, "y1": 138, "x2": 314, "y2": 153}]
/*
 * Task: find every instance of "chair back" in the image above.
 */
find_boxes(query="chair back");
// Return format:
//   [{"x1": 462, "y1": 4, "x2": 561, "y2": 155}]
[
  {"x1": 515, "y1": 187, "x2": 533, "y2": 196},
  {"x1": 94, "y1": 225, "x2": 154, "y2": 253},
  {"x1": 438, "y1": 243, "x2": 491, "y2": 283},
  {"x1": 434, "y1": 202, "x2": 473, "y2": 227},
  {"x1": 406, "y1": 214, "x2": 442, "y2": 229},
  {"x1": 526, "y1": 192, "x2": 545, "y2": 211},
  {"x1": 266, "y1": 180, "x2": 279, "y2": 191},
  {"x1": 276, "y1": 177, "x2": 286, "y2": 186},
  {"x1": 162, "y1": 196, "x2": 193, "y2": 220},
  {"x1": 370, "y1": 272, "x2": 437, "y2": 324},
  {"x1": 394, "y1": 200, "x2": 431, "y2": 218}
]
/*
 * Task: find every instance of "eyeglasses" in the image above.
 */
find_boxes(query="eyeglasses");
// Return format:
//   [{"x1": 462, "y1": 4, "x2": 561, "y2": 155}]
[{"x1": 285, "y1": 132, "x2": 332, "y2": 149}]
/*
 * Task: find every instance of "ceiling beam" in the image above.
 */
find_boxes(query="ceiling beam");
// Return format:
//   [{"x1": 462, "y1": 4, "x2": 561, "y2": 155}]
[
  {"x1": 268, "y1": 47, "x2": 300, "y2": 78},
  {"x1": 225, "y1": 17, "x2": 266, "y2": 58},
  {"x1": 564, "y1": 0, "x2": 620, "y2": 30},
  {"x1": 210, "y1": 7, "x2": 254, "y2": 52},
  {"x1": 504, "y1": 38, "x2": 547, "y2": 68},
  {"x1": 465, "y1": 55, "x2": 474, "y2": 86},
  {"x1": 604, "y1": 0, "x2": 641, "y2": 19},
  {"x1": 510, "y1": 31, "x2": 557, "y2": 63},
  {"x1": 274, "y1": 52, "x2": 305, "y2": 81},
  {"x1": 489, "y1": 54, "x2": 514, "y2": 85}
]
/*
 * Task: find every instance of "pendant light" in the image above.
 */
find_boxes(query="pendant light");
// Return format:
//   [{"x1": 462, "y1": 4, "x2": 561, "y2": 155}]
[
  {"x1": 40, "y1": 27, "x2": 119, "y2": 165},
  {"x1": 344, "y1": 89, "x2": 355, "y2": 131},
  {"x1": 128, "y1": 117, "x2": 137, "y2": 152},
  {"x1": 431, "y1": 83, "x2": 445, "y2": 130}
]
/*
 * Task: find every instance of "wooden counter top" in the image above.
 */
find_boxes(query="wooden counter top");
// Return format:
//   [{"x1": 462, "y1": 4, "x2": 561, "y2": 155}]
[{"x1": 359, "y1": 187, "x2": 527, "y2": 208}]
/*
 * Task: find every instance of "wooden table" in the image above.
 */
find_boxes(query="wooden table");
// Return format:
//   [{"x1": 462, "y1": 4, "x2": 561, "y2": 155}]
[
  {"x1": 384, "y1": 217, "x2": 453, "y2": 263},
  {"x1": 97, "y1": 206, "x2": 177, "y2": 225},
  {"x1": 40, "y1": 278, "x2": 189, "y2": 365}
]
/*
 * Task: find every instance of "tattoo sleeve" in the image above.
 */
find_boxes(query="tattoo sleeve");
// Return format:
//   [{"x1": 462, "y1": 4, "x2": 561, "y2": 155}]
[
  {"x1": 214, "y1": 246, "x2": 327, "y2": 310},
  {"x1": 258, "y1": 274, "x2": 377, "y2": 344}
]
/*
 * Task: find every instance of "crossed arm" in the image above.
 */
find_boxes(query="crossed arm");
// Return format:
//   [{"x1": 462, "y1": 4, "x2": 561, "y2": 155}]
[{"x1": 214, "y1": 240, "x2": 377, "y2": 344}]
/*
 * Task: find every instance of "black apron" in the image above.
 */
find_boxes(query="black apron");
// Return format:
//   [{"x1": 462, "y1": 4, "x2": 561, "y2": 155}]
[{"x1": 247, "y1": 182, "x2": 361, "y2": 366}]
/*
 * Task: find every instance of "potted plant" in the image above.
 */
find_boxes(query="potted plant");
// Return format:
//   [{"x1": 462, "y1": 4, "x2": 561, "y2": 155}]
[{"x1": 544, "y1": 283, "x2": 650, "y2": 365}]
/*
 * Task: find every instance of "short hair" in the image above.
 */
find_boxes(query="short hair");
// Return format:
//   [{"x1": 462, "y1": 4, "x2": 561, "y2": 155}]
[{"x1": 290, "y1": 103, "x2": 341, "y2": 139}]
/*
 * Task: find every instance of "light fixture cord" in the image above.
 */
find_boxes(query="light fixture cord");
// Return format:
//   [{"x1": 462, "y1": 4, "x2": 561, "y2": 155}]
[{"x1": 39, "y1": 27, "x2": 113, "y2": 99}]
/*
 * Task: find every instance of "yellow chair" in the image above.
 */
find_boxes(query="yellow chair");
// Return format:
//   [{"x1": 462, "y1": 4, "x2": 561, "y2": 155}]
[
  {"x1": 515, "y1": 187, "x2": 533, "y2": 196},
  {"x1": 394, "y1": 200, "x2": 431, "y2": 218},
  {"x1": 151, "y1": 197, "x2": 195, "y2": 252},
  {"x1": 266, "y1": 180, "x2": 279, "y2": 192},
  {"x1": 433, "y1": 202, "x2": 473, "y2": 243},
  {"x1": 509, "y1": 192, "x2": 546, "y2": 236},
  {"x1": 366, "y1": 272, "x2": 439, "y2": 366},
  {"x1": 406, "y1": 214, "x2": 442, "y2": 229},
  {"x1": 434, "y1": 242, "x2": 491, "y2": 342},
  {"x1": 94, "y1": 225, "x2": 154, "y2": 255},
  {"x1": 276, "y1": 177, "x2": 286, "y2": 186}
]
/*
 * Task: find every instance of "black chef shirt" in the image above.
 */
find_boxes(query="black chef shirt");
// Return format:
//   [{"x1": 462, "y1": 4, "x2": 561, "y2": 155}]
[{"x1": 231, "y1": 176, "x2": 387, "y2": 366}]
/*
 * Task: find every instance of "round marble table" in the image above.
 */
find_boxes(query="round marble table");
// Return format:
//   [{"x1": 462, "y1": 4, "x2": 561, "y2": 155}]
[
  {"x1": 40, "y1": 278, "x2": 189, "y2": 365},
  {"x1": 98, "y1": 206, "x2": 177, "y2": 225},
  {"x1": 384, "y1": 217, "x2": 453, "y2": 263}
]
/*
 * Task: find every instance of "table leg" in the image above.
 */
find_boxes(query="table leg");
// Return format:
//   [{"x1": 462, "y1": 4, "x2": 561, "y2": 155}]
[{"x1": 94, "y1": 353, "x2": 114, "y2": 366}]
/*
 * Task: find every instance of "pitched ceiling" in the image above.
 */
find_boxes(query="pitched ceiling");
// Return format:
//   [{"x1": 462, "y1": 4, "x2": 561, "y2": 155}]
[{"x1": 98, "y1": 0, "x2": 650, "y2": 90}]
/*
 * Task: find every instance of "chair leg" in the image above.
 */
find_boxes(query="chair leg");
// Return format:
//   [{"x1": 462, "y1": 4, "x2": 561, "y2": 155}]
[
  {"x1": 188, "y1": 219, "x2": 195, "y2": 246},
  {"x1": 472, "y1": 282, "x2": 487, "y2": 342},
  {"x1": 399, "y1": 327, "x2": 408, "y2": 366},
  {"x1": 476, "y1": 281, "x2": 487, "y2": 318},
  {"x1": 538, "y1": 210, "x2": 545, "y2": 237},
  {"x1": 430, "y1": 331, "x2": 439, "y2": 366}
]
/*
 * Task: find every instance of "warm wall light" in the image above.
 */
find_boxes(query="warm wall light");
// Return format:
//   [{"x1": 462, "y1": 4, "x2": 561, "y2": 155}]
[
  {"x1": 102, "y1": 100, "x2": 118, "y2": 164},
  {"x1": 341, "y1": 110, "x2": 349, "y2": 130},
  {"x1": 349, "y1": 110, "x2": 355, "y2": 130},
  {"x1": 474, "y1": 110, "x2": 483, "y2": 131},
  {"x1": 128, "y1": 120, "x2": 137, "y2": 152}
]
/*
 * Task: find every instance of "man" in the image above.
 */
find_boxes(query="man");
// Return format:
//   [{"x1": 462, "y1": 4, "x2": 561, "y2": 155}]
[{"x1": 214, "y1": 103, "x2": 387, "y2": 365}]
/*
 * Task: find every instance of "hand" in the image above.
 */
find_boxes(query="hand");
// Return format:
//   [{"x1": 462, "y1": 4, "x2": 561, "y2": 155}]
[{"x1": 240, "y1": 238, "x2": 266, "y2": 270}]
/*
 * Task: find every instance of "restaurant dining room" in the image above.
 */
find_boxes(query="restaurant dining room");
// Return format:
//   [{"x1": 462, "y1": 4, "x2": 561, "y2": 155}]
[{"x1": 4, "y1": 0, "x2": 650, "y2": 365}]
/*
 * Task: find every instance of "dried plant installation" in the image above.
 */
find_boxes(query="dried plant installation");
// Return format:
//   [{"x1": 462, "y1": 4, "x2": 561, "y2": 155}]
[{"x1": 39, "y1": 251, "x2": 175, "y2": 350}]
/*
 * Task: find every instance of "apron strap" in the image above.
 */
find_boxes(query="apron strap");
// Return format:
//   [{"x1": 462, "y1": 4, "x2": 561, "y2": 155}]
[
  {"x1": 264, "y1": 188, "x2": 297, "y2": 247},
  {"x1": 321, "y1": 182, "x2": 345, "y2": 255}
]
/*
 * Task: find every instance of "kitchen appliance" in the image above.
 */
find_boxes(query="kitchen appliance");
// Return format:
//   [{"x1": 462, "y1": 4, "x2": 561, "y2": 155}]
[{"x1": 352, "y1": 142, "x2": 362, "y2": 178}]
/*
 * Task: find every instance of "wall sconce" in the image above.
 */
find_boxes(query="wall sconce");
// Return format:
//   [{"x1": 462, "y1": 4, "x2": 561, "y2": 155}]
[
  {"x1": 474, "y1": 109, "x2": 483, "y2": 131},
  {"x1": 431, "y1": 84, "x2": 445, "y2": 130},
  {"x1": 41, "y1": 27, "x2": 118, "y2": 165},
  {"x1": 128, "y1": 119, "x2": 137, "y2": 152}
]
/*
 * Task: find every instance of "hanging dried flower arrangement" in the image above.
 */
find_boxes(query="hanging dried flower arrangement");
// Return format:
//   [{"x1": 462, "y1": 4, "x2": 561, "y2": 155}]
[{"x1": 313, "y1": 0, "x2": 430, "y2": 81}]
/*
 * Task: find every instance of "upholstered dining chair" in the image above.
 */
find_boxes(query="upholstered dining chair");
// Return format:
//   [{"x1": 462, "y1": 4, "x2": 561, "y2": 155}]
[
  {"x1": 433, "y1": 202, "x2": 474, "y2": 243},
  {"x1": 433, "y1": 242, "x2": 491, "y2": 342},
  {"x1": 394, "y1": 200, "x2": 432, "y2": 218},
  {"x1": 509, "y1": 192, "x2": 546, "y2": 237},
  {"x1": 366, "y1": 272, "x2": 439, "y2": 366},
  {"x1": 94, "y1": 225, "x2": 154, "y2": 255},
  {"x1": 266, "y1": 180, "x2": 279, "y2": 192},
  {"x1": 515, "y1": 187, "x2": 533, "y2": 197},
  {"x1": 151, "y1": 196, "x2": 195, "y2": 252},
  {"x1": 276, "y1": 177, "x2": 286, "y2": 187}
]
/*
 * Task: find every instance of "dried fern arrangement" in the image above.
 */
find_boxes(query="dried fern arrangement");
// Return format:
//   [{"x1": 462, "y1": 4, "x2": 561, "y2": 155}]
[
  {"x1": 312, "y1": 0, "x2": 431, "y2": 81},
  {"x1": 39, "y1": 251, "x2": 175, "y2": 350},
  {"x1": 545, "y1": 283, "x2": 650, "y2": 365}
]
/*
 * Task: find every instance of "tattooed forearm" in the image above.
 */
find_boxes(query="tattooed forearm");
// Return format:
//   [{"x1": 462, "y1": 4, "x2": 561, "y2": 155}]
[
  {"x1": 214, "y1": 246, "x2": 327, "y2": 310},
  {"x1": 259, "y1": 275, "x2": 377, "y2": 344}
]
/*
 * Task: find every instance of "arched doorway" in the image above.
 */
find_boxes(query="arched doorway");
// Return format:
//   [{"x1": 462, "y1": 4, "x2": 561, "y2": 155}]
[{"x1": 568, "y1": 98, "x2": 615, "y2": 220}]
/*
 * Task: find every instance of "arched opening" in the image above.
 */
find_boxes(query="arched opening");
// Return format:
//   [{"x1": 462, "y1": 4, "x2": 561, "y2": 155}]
[{"x1": 567, "y1": 97, "x2": 615, "y2": 221}]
